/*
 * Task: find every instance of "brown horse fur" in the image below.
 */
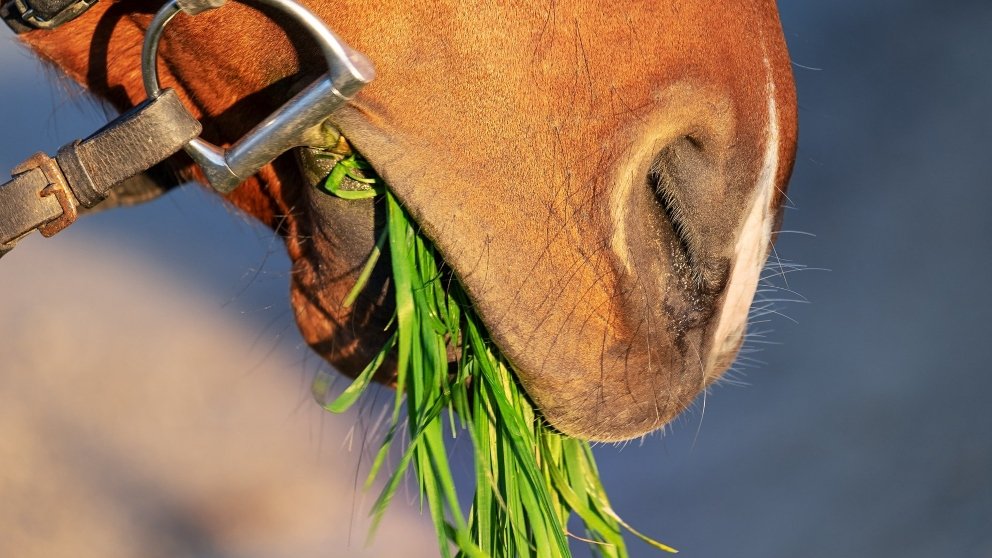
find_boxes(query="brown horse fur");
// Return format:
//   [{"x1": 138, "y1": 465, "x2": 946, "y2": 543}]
[{"x1": 21, "y1": 0, "x2": 798, "y2": 441}]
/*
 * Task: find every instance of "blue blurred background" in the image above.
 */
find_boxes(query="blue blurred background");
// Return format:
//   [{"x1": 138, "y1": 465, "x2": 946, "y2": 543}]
[{"x1": 1, "y1": 0, "x2": 990, "y2": 556}]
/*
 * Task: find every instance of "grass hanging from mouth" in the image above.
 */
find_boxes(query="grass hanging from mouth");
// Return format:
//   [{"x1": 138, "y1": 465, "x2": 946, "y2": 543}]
[{"x1": 310, "y1": 150, "x2": 677, "y2": 557}]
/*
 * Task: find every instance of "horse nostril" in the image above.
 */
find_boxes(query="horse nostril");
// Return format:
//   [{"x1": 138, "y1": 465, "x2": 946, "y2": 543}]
[{"x1": 647, "y1": 135, "x2": 730, "y2": 295}]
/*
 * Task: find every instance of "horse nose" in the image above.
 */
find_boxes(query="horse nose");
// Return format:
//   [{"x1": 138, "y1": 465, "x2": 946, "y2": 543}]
[
  {"x1": 643, "y1": 133, "x2": 735, "y2": 294},
  {"x1": 616, "y1": 78, "x2": 791, "y2": 375},
  {"x1": 518, "y1": 85, "x2": 785, "y2": 441},
  {"x1": 609, "y1": 86, "x2": 750, "y2": 300}
]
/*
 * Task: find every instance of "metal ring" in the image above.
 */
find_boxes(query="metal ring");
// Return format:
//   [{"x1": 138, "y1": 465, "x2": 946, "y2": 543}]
[
  {"x1": 141, "y1": 0, "x2": 375, "y2": 99},
  {"x1": 137, "y1": 0, "x2": 374, "y2": 193}
]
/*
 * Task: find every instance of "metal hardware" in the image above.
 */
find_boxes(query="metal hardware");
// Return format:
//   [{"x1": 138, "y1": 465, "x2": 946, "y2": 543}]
[
  {"x1": 2, "y1": 0, "x2": 97, "y2": 32},
  {"x1": 141, "y1": 0, "x2": 375, "y2": 194},
  {"x1": 15, "y1": 154, "x2": 81, "y2": 237},
  {"x1": 0, "y1": 152, "x2": 79, "y2": 258},
  {"x1": 1, "y1": 0, "x2": 360, "y2": 259}
]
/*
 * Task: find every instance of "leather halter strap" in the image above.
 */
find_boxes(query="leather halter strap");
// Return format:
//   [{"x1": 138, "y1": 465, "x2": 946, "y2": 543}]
[{"x1": 0, "y1": 89, "x2": 201, "y2": 258}]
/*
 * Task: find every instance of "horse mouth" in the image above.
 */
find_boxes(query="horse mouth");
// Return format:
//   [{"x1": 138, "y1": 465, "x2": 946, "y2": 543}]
[
  {"x1": 286, "y1": 96, "x2": 779, "y2": 442},
  {"x1": 288, "y1": 151, "x2": 700, "y2": 442},
  {"x1": 291, "y1": 145, "x2": 477, "y2": 376}
]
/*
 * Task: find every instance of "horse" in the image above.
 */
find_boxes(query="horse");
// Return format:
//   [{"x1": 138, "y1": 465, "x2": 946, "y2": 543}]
[{"x1": 18, "y1": 0, "x2": 798, "y2": 442}]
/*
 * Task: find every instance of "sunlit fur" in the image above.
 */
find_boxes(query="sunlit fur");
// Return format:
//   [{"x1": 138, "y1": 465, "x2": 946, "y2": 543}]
[{"x1": 23, "y1": 0, "x2": 798, "y2": 441}]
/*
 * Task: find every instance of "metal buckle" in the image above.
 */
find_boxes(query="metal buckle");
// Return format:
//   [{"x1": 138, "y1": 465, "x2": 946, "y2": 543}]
[
  {"x1": 140, "y1": 0, "x2": 375, "y2": 194},
  {"x1": 11, "y1": 153, "x2": 79, "y2": 237},
  {"x1": 6, "y1": 0, "x2": 98, "y2": 30}
]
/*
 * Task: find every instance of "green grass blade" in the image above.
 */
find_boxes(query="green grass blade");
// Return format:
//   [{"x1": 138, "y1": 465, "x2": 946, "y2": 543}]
[
  {"x1": 316, "y1": 151, "x2": 673, "y2": 558},
  {"x1": 342, "y1": 227, "x2": 389, "y2": 307},
  {"x1": 313, "y1": 332, "x2": 395, "y2": 413}
]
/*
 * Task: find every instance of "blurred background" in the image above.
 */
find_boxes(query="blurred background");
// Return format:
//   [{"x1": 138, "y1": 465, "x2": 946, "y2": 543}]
[{"x1": 1, "y1": 0, "x2": 990, "y2": 556}]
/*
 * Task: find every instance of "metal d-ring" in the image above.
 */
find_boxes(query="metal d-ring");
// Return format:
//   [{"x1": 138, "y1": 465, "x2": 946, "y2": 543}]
[{"x1": 140, "y1": 0, "x2": 375, "y2": 194}]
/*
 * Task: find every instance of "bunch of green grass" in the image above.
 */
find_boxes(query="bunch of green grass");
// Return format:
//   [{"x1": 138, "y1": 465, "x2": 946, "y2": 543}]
[{"x1": 311, "y1": 151, "x2": 676, "y2": 557}]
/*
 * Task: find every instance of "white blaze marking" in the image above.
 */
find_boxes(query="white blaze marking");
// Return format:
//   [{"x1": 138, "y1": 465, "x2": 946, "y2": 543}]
[{"x1": 706, "y1": 55, "x2": 781, "y2": 375}]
